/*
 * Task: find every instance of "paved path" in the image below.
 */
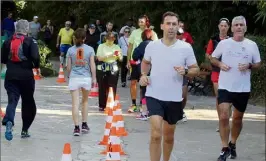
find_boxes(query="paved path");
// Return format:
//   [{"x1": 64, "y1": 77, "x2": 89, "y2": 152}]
[{"x1": 1, "y1": 72, "x2": 265, "y2": 161}]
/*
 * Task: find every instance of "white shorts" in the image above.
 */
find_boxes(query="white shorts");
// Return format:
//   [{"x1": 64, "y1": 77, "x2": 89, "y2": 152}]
[{"x1": 68, "y1": 77, "x2": 92, "y2": 91}]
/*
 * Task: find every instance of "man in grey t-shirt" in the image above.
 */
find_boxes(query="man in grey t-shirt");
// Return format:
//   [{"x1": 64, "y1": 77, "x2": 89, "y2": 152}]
[
  {"x1": 140, "y1": 11, "x2": 199, "y2": 161},
  {"x1": 28, "y1": 16, "x2": 41, "y2": 40}
]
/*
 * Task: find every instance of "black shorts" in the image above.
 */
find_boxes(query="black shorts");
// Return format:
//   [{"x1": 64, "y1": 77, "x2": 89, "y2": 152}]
[
  {"x1": 130, "y1": 65, "x2": 141, "y2": 80},
  {"x1": 146, "y1": 97, "x2": 183, "y2": 125},
  {"x1": 218, "y1": 89, "x2": 250, "y2": 113}
]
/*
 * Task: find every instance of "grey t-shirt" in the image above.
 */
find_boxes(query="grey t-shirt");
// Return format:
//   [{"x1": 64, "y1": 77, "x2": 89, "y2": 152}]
[
  {"x1": 66, "y1": 44, "x2": 95, "y2": 78},
  {"x1": 29, "y1": 21, "x2": 41, "y2": 39}
]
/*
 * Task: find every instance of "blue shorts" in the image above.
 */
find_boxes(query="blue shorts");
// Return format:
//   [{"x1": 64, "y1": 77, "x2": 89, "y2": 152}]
[{"x1": 60, "y1": 44, "x2": 72, "y2": 55}]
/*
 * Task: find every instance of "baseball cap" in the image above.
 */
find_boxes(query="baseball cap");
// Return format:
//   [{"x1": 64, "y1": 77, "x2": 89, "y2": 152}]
[
  {"x1": 89, "y1": 24, "x2": 96, "y2": 28},
  {"x1": 33, "y1": 16, "x2": 38, "y2": 19}
]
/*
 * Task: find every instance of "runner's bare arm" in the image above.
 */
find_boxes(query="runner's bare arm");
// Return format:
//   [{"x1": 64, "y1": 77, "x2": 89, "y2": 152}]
[
  {"x1": 127, "y1": 43, "x2": 133, "y2": 62},
  {"x1": 187, "y1": 64, "x2": 200, "y2": 77},
  {"x1": 90, "y1": 55, "x2": 97, "y2": 82},
  {"x1": 141, "y1": 59, "x2": 151, "y2": 76},
  {"x1": 67, "y1": 57, "x2": 71, "y2": 73}
]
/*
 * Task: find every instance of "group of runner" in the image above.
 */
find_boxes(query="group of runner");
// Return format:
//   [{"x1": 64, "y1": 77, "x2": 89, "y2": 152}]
[{"x1": 1, "y1": 11, "x2": 262, "y2": 161}]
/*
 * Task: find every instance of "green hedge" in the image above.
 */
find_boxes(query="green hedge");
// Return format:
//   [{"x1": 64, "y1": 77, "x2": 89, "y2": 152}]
[
  {"x1": 37, "y1": 40, "x2": 57, "y2": 77},
  {"x1": 247, "y1": 35, "x2": 266, "y2": 101}
]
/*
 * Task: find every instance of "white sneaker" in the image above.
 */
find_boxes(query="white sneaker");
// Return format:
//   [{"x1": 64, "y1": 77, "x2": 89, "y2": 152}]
[{"x1": 182, "y1": 113, "x2": 187, "y2": 122}]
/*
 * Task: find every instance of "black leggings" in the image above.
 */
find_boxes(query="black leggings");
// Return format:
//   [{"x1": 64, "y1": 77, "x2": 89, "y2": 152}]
[
  {"x1": 2, "y1": 79, "x2": 36, "y2": 131},
  {"x1": 96, "y1": 70, "x2": 119, "y2": 109}
]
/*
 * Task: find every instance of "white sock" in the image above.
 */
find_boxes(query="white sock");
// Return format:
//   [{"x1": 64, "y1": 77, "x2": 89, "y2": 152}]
[{"x1": 59, "y1": 56, "x2": 64, "y2": 65}]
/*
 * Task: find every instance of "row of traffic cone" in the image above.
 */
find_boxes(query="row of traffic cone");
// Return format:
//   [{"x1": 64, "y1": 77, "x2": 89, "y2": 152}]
[{"x1": 99, "y1": 87, "x2": 128, "y2": 160}]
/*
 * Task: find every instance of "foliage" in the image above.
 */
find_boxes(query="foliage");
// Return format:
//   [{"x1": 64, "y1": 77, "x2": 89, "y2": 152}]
[
  {"x1": 37, "y1": 40, "x2": 57, "y2": 76},
  {"x1": 246, "y1": 35, "x2": 266, "y2": 100}
]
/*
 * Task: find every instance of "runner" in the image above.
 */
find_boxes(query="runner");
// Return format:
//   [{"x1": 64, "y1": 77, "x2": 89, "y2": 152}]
[
  {"x1": 132, "y1": 28, "x2": 154, "y2": 121},
  {"x1": 127, "y1": 15, "x2": 158, "y2": 113},
  {"x1": 66, "y1": 28, "x2": 96, "y2": 136},
  {"x1": 1, "y1": 20, "x2": 40, "y2": 141},
  {"x1": 41, "y1": 19, "x2": 54, "y2": 45},
  {"x1": 206, "y1": 18, "x2": 230, "y2": 132},
  {"x1": 210, "y1": 16, "x2": 261, "y2": 161},
  {"x1": 99, "y1": 21, "x2": 119, "y2": 44},
  {"x1": 140, "y1": 11, "x2": 199, "y2": 161},
  {"x1": 56, "y1": 21, "x2": 74, "y2": 67},
  {"x1": 118, "y1": 27, "x2": 130, "y2": 87},
  {"x1": 96, "y1": 32, "x2": 123, "y2": 111}
]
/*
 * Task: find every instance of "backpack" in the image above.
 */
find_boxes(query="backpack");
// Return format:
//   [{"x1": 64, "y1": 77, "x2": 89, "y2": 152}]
[{"x1": 9, "y1": 34, "x2": 28, "y2": 62}]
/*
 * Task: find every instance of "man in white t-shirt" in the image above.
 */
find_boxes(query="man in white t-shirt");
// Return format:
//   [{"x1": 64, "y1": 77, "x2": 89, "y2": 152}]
[
  {"x1": 140, "y1": 11, "x2": 199, "y2": 161},
  {"x1": 211, "y1": 16, "x2": 261, "y2": 161}
]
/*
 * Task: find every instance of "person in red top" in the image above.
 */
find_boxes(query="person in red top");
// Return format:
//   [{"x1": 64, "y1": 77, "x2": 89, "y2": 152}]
[
  {"x1": 206, "y1": 18, "x2": 230, "y2": 131},
  {"x1": 178, "y1": 21, "x2": 194, "y2": 44}
]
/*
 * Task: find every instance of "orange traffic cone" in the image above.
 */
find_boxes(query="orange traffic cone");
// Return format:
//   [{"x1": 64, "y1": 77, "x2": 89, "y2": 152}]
[
  {"x1": 33, "y1": 68, "x2": 41, "y2": 80},
  {"x1": 0, "y1": 108, "x2": 5, "y2": 118},
  {"x1": 61, "y1": 143, "x2": 72, "y2": 161},
  {"x1": 104, "y1": 88, "x2": 115, "y2": 114},
  {"x1": 106, "y1": 151, "x2": 121, "y2": 161},
  {"x1": 57, "y1": 64, "x2": 66, "y2": 83},
  {"x1": 113, "y1": 96, "x2": 128, "y2": 137},
  {"x1": 101, "y1": 122, "x2": 126, "y2": 155},
  {"x1": 99, "y1": 89, "x2": 115, "y2": 145},
  {"x1": 89, "y1": 83, "x2": 98, "y2": 97}
]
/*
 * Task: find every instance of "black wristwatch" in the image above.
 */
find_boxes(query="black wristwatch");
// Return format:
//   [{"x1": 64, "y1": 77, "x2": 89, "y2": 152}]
[{"x1": 184, "y1": 69, "x2": 188, "y2": 75}]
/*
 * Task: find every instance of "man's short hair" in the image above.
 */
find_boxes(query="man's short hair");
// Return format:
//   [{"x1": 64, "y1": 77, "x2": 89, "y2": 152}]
[
  {"x1": 232, "y1": 16, "x2": 246, "y2": 26},
  {"x1": 161, "y1": 11, "x2": 179, "y2": 24},
  {"x1": 16, "y1": 19, "x2": 29, "y2": 34}
]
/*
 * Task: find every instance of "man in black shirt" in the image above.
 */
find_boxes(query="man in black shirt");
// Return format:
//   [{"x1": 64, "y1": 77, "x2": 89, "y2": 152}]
[
  {"x1": 85, "y1": 24, "x2": 100, "y2": 52},
  {"x1": 1, "y1": 19, "x2": 40, "y2": 141}
]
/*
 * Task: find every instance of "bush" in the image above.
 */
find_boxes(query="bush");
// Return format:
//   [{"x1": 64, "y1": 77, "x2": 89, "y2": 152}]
[
  {"x1": 247, "y1": 35, "x2": 266, "y2": 102},
  {"x1": 37, "y1": 40, "x2": 57, "y2": 77}
]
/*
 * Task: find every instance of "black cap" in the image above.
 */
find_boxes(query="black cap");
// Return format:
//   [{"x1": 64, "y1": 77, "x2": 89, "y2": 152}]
[{"x1": 89, "y1": 24, "x2": 96, "y2": 28}]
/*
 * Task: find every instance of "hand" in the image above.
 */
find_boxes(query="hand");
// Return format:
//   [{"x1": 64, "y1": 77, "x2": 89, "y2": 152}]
[
  {"x1": 114, "y1": 51, "x2": 120, "y2": 57},
  {"x1": 238, "y1": 63, "x2": 249, "y2": 71},
  {"x1": 174, "y1": 66, "x2": 185, "y2": 75},
  {"x1": 139, "y1": 75, "x2": 150, "y2": 86},
  {"x1": 219, "y1": 62, "x2": 231, "y2": 71},
  {"x1": 126, "y1": 61, "x2": 131, "y2": 69}
]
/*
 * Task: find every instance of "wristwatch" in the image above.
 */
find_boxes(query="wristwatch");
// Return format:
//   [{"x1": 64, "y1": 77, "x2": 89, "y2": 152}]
[{"x1": 184, "y1": 69, "x2": 188, "y2": 75}]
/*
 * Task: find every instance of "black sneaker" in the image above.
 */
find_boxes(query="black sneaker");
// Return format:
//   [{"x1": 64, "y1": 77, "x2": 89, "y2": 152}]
[
  {"x1": 81, "y1": 122, "x2": 90, "y2": 133},
  {"x1": 73, "y1": 126, "x2": 80, "y2": 136},
  {"x1": 229, "y1": 142, "x2": 237, "y2": 159},
  {"x1": 21, "y1": 130, "x2": 31, "y2": 138},
  {"x1": 217, "y1": 147, "x2": 231, "y2": 161},
  {"x1": 121, "y1": 82, "x2": 126, "y2": 87}
]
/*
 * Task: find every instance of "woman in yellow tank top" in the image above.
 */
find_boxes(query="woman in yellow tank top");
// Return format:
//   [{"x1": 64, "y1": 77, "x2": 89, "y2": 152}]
[{"x1": 96, "y1": 32, "x2": 122, "y2": 111}]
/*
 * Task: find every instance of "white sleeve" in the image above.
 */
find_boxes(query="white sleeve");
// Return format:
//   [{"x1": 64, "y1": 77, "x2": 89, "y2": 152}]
[
  {"x1": 185, "y1": 44, "x2": 197, "y2": 67},
  {"x1": 252, "y1": 43, "x2": 261, "y2": 63},
  {"x1": 143, "y1": 43, "x2": 152, "y2": 62},
  {"x1": 211, "y1": 41, "x2": 223, "y2": 58}
]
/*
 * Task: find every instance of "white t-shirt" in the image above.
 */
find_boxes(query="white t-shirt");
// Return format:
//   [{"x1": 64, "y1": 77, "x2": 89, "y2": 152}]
[
  {"x1": 144, "y1": 39, "x2": 197, "y2": 102},
  {"x1": 118, "y1": 36, "x2": 129, "y2": 56},
  {"x1": 212, "y1": 38, "x2": 261, "y2": 92}
]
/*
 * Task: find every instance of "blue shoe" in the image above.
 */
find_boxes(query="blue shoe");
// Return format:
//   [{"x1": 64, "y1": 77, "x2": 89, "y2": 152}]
[{"x1": 5, "y1": 121, "x2": 13, "y2": 141}]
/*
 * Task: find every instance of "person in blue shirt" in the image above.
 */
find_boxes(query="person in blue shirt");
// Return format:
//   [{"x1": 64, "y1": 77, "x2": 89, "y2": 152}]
[{"x1": 2, "y1": 12, "x2": 15, "y2": 39}]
